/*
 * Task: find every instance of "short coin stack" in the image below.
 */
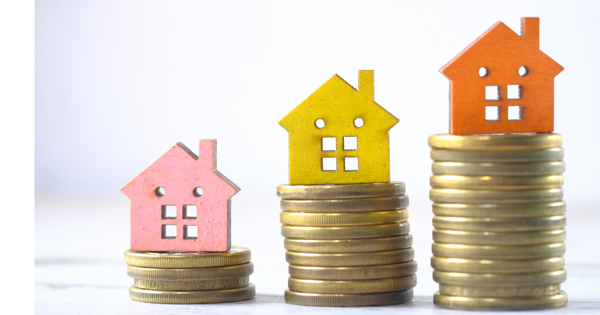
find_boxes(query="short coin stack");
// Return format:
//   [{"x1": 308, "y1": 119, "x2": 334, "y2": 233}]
[
  {"x1": 277, "y1": 182, "x2": 417, "y2": 307},
  {"x1": 428, "y1": 133, "x2": 567, "y2": 311},
  {"x1": 124, "y1": 246, "x2": 256, "y2": 304}
]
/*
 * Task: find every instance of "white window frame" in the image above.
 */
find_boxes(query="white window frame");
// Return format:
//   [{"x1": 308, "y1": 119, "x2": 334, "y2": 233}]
[{"x1": 344, "y1": 157, "x2": 359, "y2": 172}]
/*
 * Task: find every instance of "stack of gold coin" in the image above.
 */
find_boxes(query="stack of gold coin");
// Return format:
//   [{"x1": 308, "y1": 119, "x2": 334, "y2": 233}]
[
  {"x1": 124, "y1": 246, "x2": 255, "y2": 304},
  {"x1": 277, "y1": 182, "x2": 417, "y2": 307},
  {"x1": 428, "y1": 133, "x2": 567, "y2": 311}
]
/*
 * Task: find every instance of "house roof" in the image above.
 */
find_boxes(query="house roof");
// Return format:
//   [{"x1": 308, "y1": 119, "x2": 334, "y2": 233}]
[
  {"x1": 121, "y1": 140, "x2": 240, "y2": 200},
  {"x1": 279, "y1": 71, "x2": 399, "y2": 132},
  {"x1": 440, "y1": 18, "x2": 563, "y2": 79}
]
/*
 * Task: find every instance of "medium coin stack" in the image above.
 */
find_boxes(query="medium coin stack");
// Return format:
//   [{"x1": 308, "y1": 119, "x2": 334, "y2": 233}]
[
  {"x1": 277, "y1": 182, "x2": 417, "y2": 307},
  {"x1": 124, "y1": 246, "x2": 256, "y2": 304},
  {"x1": 428, "y1": 133, "x2": 567, "y2": 311}
]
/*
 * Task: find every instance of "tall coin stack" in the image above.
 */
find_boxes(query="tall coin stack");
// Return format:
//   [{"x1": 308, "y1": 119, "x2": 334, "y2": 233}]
[
  {"x1": 428, "y1": 133, "x2": 567, "y2": 311},
  {"x1": 124, "y1": 247, "x2": 256, "y2": 304},
  {"x1": 277, "y1": 182, "x2": 417, "y2": 307}
]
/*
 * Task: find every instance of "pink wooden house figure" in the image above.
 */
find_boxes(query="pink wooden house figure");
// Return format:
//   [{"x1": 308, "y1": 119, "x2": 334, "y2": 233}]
[{"x1": 121, "y1": 140, "x2": 240, "y2": 252}]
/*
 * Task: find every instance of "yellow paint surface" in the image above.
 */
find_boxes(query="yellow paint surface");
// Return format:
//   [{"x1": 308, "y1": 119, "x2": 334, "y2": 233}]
[{"x1": 279, "y1": 70, "x2": 399, "y2": 185}]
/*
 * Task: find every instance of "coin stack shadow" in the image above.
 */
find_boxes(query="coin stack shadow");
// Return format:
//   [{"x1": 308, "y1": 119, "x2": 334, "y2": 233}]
[
  {"x1": 428, "y1": 133, "x2": 567, "y2": 311},
  {"x1": 277, "y1": 182, "x2": 417, "y2": 307},
  {"x1": 124, "y1": 246, "x2": 256, "y2": 304}
]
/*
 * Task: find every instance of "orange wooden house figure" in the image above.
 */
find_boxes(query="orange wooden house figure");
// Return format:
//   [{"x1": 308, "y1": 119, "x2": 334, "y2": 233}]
[{"x1": 440, "y1": 17, "x2": 563, "y2": 135}]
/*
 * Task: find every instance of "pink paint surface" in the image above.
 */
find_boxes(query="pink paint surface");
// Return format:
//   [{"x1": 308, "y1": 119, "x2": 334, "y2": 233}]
[{"x1": 121, "y1": 140, "x2": 240, "y2": 252}]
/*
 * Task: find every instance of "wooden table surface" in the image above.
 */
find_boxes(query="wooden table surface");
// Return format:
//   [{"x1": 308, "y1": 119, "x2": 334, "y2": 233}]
[{"x1": 35, "y1": 195, "x2": 600, "y2": 314}]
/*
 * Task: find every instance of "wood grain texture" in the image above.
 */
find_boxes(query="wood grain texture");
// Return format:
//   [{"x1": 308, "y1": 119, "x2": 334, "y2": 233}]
[
  {"x1": 121, "y1": 140, "x2": 240, "y2": 252},
  {"x1": 279, "y1": 70, "x2": 399, "y2": 185},
  {"x1": 440, "y1": 17, "x2": 563, "y2": 135}
]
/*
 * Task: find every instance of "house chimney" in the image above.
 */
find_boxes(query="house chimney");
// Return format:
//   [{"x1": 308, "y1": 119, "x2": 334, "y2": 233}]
[
  {"x1": 358, "y1": 70, "x2": 374, "y2": 101},
  {"x1": 198, "y1": 139, "x2": 216, "y2": 170},
  {"x1": 521, "y1": 17, "x2": 540, "y2": 49}
]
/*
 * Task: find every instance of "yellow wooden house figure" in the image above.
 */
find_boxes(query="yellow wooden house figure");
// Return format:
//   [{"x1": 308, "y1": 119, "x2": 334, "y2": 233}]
[{"x1": 279, "y1": 70, "x2": 399, "y2": 185}]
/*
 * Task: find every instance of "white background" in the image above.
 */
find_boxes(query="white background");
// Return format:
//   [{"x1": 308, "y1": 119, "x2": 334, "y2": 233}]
[{"x1": 32, "y1": 0, "x2": 600, "y2": 312}]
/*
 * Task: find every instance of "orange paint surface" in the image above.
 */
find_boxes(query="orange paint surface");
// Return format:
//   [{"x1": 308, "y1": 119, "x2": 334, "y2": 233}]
[{"x1": 440, "y1": 17, "x2": 563, "y2": 135}]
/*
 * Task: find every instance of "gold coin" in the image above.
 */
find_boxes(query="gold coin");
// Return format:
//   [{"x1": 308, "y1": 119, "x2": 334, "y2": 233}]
[
  {"x1": 286, "y1": 248, "x2": 414, "y2": 267},
  {"x1": 127, "y1": 262, "x2": 254, "y2": 281},
  {"x1": 432, "y1": 202, "x2": 566, "y2": 218},
  {"x1": 430, "y1": 188, "x2": 563, "y2": 204},
  {"x1": 289, "y1": 261, "x2": 418, "y2": 280},
  {"x1": 433, "y1": 269, "x2": 567, "y2": 287},
  {"x1": 124, "y1": 246, "x2": 251, "y2": 268},
  {"x1": 432, "y1": 161, "x2": 565, "y2": 176},
  {"x1": 280, "y1": 210, "x2": 408, "y2": 226},
  {"x1": 433, "y1": 229, "x2": 566, "y2": 245},
  {"x1": 439, "y1": 284, "x2": 562, "y2": 298},
  {"x1": 281, "y1": 196, "x2": 409, "y2": 213},
  {"x1": 277, "y1": 182, "x2": 406, "y2": 200},
  {"x1": 284, "y1": 289, "x2": 413, "y2": 307},
  {"x1": 288, "y1": 275, "x2": 417, "y2": 294},
  {"x1": 431, "y1": 257, "x2": 565, "y2": 273},
  {"x1": 433, "y1": 291, "x2": 567, "y2": 311},
  {"x1": 430, "y1": 148, "x2": 564, "y2": 162},
  {"x1": 129, "y1": 284, "x2": 255, "y2": 304},
  {"x1": 432, "y1": 216, "x2": 566, "y2": 232},
  {"x1": 430, "y1": 175, "x2": 563, "y2": 190},
  {"x1": 284, "y1": 235, "x2": 412, "y2": 253},
  {"x1": 428, "y1": 133, "x2": 562, "y2": 151},
  {"x1": 281, "y1": 222, "x2": 410, "y2": 240},
  {"x1": 432, "y1": 243, "x2": 565, "y2": 259},
  {"x1": 133, "y1": 277, "x2": 249, "y2": 291}
]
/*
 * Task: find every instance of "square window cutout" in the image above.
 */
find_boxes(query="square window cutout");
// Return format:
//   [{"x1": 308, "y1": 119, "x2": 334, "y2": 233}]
[
  {"x1": 184, "y1": 225, "x2": 198, "y2": 239},
  {"x1": 344, "y1": 137, "x2": 357, "y2": 151},
  {"x1": 322, "y1": 157, "x2": 337, "y2": 171},
  {"x1": 183, "y1": 205, "x2": 197, "y2": 219},
  {"x1": 344, "y1": 157, "x2": 359, "y2": 171},
  {"x1": 162, "y1": 224, "x2": 177, "y2": 239},
  {"x1": 485, "y1": 86, "x2": 501, "y2": 101},
  {"x1": 162, "y1": 205, "x2": 177, "y2": 219},
  {"x1": 508, "y1": 106, "x2": 523, "y2": 121},
  {"x1": 485, "y1": 106, "x2": 501, "y2": 121},
  {"x1": 507, "y1": 85, "x2": 522, "y2": 100},
  {"x1": 322, "y1": 137, "x2": 336, "y2": 151}
]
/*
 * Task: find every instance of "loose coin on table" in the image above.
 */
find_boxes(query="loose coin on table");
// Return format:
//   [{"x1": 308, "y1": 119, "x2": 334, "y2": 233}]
[
  {"x1": 431, "y1": 257, "x2": 565, "y2": 273},
  {"x1": 432, "y1": 243, "x2": 566, "y2": 259},
  {"x1": 430, "y1": 147, "x2": 564, "y2": 163},
  {"x1": 433, "y1": 229, "x2": 566, "y2": 245},
  {"x1": 428, "y1": 133, "x2": 562, "y2": 151},
  {"x1": 433, "y1": 291, "x2": 567, "y2": 311},
  {"x1": 430, "y1": 175, "x2": 563, "y2": 190},
  {"x1": 286, "y1": 248, "x2": 415, "y2": 267},
  {"x1": 433, "y1": 269, "x2": 567, "y2": 287},
  {"x1": 432, "y1": 161, "x2": 565, "y2": 176},
  {"x1": 432, "y1": 215, "x2": 566, "y2": 232},
  {"x1": 430, "y1": 188, "x2": 563, "y2": 204},
  {"x1": 439, "y1": 283, "x2": 562, "y2": 298},
  {"x1": 124, "y1": 246, "x2": 251, "y2": 268},
  {"x1": 127, "y1": 262, "x2": 254, "y2": 281},
  {"x1": 277, "y1": 182, "x2": 406, "y2": 200},
  {"x1": 133, "y1": 277, "x2": 250, "y2": 291},
  {"x1": 285, "y1": 289, "x2": 413, "y2": 307},
  {"x1": 288, "y1": 275, "x2": 417, "y2": 294},
  {"x1": 281, "y1": 222, "x2": 410, "y2": 239},
  {"x1": 432, "y1": 202, "x2": 567, "y2": 218},
  {"x1": 284, "y1": 235, "x2": 413, "y2": 253},
  {"x1": 289, "y1": 261, "x2": 418, "y2": 280},
  {"x1": 280, "y1": 210, "x2": 408, "y2": 226},
  {"x1": 129, "y1": 284, "x2": 256, "y2": 304},
  {"x1": 280, "y1": 196, "x2": 409, "y2": 213}
]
